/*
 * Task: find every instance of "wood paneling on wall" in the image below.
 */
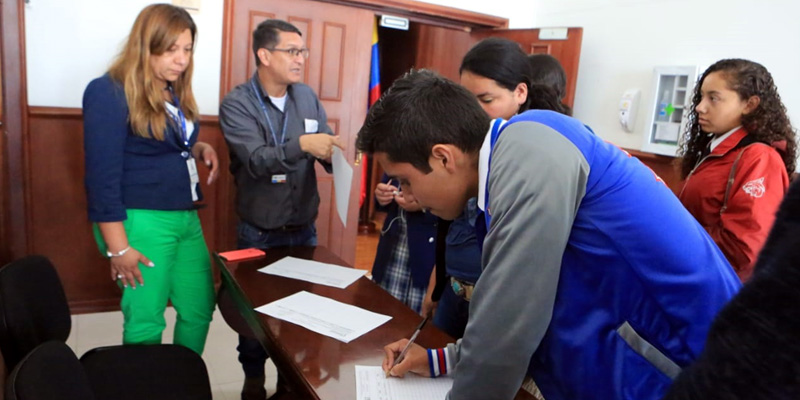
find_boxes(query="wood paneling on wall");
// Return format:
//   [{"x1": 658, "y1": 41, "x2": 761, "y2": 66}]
[{"x1": 26, "y1": 107, "x2": 230, "y2": 313}]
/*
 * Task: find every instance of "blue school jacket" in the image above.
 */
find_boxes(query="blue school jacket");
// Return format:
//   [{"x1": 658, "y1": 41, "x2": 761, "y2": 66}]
[{"x1": 445, "y1": 111, "x2": 741, "y2": 400}]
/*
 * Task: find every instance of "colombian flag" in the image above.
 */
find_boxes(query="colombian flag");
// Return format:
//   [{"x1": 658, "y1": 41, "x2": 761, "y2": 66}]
[{"x1": 361, "y1": 18, "x2": 380, "y2": 207}]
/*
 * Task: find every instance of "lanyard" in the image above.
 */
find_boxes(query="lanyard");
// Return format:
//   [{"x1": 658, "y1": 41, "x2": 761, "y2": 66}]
[
  {"x1": 250, "y1": 79, "x2": 288, "y2": 146},
  {"x1": 167, "y1": 86, "x2": 190, "y2": 147}
]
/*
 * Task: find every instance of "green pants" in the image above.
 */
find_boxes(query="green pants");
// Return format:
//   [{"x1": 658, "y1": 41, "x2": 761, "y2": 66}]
[{"x1": 94, "y1": 209, "x2": 215, "y2": 355}]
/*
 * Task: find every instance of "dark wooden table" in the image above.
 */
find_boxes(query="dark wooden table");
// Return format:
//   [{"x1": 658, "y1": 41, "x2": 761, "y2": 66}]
[{"x1": 216, "y1": 246, "x2": 536, "y2": 400}]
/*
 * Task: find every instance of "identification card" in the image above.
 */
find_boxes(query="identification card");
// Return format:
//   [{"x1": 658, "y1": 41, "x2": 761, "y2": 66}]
[
  {"x1": 187, "y1": 158, "x2": 200, "y2": 201},
  {"x1": 304, "y1": 118, "x2": 319, "y2": 133},
  {"x1": 271, "y1": 174, "x2": 287, "y2": 184}
]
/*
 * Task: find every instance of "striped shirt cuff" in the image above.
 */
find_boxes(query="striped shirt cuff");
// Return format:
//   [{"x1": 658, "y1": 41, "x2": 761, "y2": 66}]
[{"x1": 427, "y1": 348, "x2": 451, "y2": 377}]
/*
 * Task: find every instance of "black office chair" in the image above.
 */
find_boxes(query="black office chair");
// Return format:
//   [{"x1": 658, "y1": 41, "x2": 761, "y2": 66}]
[
  {"x1": 81, "y1": 344, "x2": 211, "y2": 400},
  {"x1": 0, "y1": 255, "x2": 212, "y2": 400},
  {"x1": 0, "y1": 255, "x2": 71, "y2": 370},
  {"x1": 5, "y1": 340, "x2": 96, "y2": 400}
]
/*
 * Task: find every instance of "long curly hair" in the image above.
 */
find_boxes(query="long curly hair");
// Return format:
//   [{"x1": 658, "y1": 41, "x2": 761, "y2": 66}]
[{"x1": 678, "y1": 59, "x2": 796, "y2": 178}]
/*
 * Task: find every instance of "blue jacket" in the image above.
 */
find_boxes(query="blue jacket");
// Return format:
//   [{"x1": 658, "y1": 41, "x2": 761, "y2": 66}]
[
  {"x1": 83, "y1": 74, "x2": 201, "y2": 222},
  {"x1": 372, "y1": 175, "x2": 438, "y2": 289},
  {"x1": 445, "y1": 198, "x2": 481, "y2": 283},
  {"x1": 444, "y1": 111, "x2": 741, "y2": 400}
]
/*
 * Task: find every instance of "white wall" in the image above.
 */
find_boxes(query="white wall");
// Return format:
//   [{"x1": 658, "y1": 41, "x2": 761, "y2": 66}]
[
  {"x1": 25, "y1": 0, "x2": 800, "y2": 150},
  {"x1": 24, "y1": 0, "x2": 223, "y2": 115},
  {"x1": 23, "y1": 0, "x2": 537, "y2": 116},
  {"x1": 529, "y1": 0, "x2": 800, "y2": 151}
]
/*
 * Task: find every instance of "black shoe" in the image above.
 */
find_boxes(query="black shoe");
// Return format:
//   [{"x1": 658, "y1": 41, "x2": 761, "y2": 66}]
[{"x1": 241, "y1": 375, "x2": 267, "y2": 400}]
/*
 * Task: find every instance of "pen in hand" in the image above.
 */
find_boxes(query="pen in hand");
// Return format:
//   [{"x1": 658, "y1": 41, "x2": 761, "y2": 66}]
[{"x1": 386, "y1": 315, "x2": 429, "y2": 378}]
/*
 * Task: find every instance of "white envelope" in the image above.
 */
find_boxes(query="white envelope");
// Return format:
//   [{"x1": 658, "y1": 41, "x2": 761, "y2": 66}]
[{"x1": 304, "y1": 118, "x2": 319, "y2": 133}]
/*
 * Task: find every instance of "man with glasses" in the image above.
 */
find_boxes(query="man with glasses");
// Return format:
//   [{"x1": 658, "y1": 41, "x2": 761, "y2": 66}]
[{"x1": 219, "y1": 19, "x2": 342, "y2": 400}]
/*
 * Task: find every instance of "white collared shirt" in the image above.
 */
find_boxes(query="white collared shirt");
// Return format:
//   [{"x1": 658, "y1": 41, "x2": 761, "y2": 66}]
[
  {"x1": 709, "y1": 125, "x2": 742, "y2": 152},
  {"x1": 477, "y1": 118, "x2": 508, "y2": 213},
  {"x1": 164, "y1": 102, "x2": 196, "y2": 140}
]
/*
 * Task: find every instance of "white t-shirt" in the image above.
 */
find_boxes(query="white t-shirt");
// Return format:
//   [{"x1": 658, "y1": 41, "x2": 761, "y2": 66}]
[
  {"x1": 269, "y1": 94, "x2": 287, "y2": 112},
  {"x1": 709, "y1": 125, "x2": 742, "y2": 152}
]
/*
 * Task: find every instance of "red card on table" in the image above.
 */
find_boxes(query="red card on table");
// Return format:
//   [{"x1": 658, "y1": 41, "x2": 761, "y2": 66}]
[{"x1": 218, "y1": 248, "x2": 266, "y2": 262}]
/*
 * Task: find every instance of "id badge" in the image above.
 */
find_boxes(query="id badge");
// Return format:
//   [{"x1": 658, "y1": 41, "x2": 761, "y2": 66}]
[
  {"x1": 304, "y1": 118, "x2": 319, "y2": 133},
  {"x1": 187, "y1": 158, "x2": 200, "y2": 201},
  {"x1": 271, "y1": 174, "x2": 287, "y2": 184}
]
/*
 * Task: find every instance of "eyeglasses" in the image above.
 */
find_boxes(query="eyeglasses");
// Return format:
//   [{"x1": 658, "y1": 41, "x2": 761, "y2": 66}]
[{"x1": 268, "y1": 47, "x2": 310, "y2": 59}]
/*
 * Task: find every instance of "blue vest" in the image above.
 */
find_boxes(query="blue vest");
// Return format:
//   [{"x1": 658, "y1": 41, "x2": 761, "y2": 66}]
[{"x1": 478, "y1": 110, "x2": 740, "y2": 400}]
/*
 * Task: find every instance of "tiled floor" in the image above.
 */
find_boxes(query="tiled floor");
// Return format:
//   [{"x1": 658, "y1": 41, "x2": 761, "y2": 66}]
[
  {"x1": 67, "y1": 307, "x2": 278, "y2": 400},
  {"x1": 67, "y1": 230, "x2": 381, "y2": 400}
]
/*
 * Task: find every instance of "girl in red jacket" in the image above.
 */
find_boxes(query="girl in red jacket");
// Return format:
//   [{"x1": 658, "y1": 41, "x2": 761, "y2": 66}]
[{"x1": 678, "y1": 59, "x2": 796, "y2": 282}]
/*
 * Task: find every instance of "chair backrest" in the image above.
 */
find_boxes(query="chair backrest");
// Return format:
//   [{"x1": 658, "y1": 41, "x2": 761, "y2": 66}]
[
  {"x1": 5, "y1": 341, "x2": 95, "y2": 400},
  {"x1": 0, "y1": 255, "x2": 71, "y2": 370},
  {"x1": 80, "y1": 344, "x2": 212, "y2": 400}
]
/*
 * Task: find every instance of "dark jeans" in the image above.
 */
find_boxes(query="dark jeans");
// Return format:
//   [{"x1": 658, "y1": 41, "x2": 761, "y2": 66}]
[
  {"x1": 236, "y1": 221, "x2": 317, "y2": 378},
  {"x1": 433, "y1": 282, "x2": 471, "y2": 339}
]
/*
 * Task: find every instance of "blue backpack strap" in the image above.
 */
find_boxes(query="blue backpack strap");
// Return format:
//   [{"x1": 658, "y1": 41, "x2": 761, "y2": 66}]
[{"x1": 476, "y1": 119, "x2": 506, "y2": 248}]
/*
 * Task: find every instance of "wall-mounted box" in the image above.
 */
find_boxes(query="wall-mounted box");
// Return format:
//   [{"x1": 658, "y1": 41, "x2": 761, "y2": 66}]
[{"x1": 641, "y1": 66, "x2": 698, "y2": 156}]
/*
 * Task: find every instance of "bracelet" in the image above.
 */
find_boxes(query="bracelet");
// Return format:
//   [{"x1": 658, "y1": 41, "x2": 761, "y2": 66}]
[
  {"x1": 427, "y1": 348, "x2": 450, "y2": 377},
  {"x1": 106, "y1": 246, "x2": 131, "y2": 258}
]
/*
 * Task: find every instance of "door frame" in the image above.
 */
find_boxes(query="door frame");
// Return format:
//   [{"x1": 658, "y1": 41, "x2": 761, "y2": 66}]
[
  {"x1": 1, "y1": 0, "x2": 29, "y2": 264},
  {"x1": 220, "y1": 0, "x2": 507, "y2": 98},
  {"x1": 216, "y1": 0, "x2": 510, "y2": 253}
]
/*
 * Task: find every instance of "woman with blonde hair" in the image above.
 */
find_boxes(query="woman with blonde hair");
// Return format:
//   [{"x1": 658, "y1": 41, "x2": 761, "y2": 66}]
[{"x1": 83, "y1": 3, "x2": 218, "y2": 354}]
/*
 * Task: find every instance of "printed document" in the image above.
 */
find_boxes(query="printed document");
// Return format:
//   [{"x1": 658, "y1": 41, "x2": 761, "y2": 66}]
[
  {"x1": 255, "y1": 291, "x2": 391, "y2": 343},
  {"x1": 332, "y1": 147, "x2": 353, "y2": 227},
  {"x1": 259, "y1": 256, "x2": 366, "y2": 289},
  {"x1": 355, "y1": 365, "x2": 453, "y2": 400}
]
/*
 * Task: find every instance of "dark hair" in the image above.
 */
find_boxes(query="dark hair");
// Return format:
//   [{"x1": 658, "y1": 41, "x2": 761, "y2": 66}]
[
  {"x1": 356, "y1": 69, "x2": 490, "y2": 173},
  {"x1": 460, "y1": 38, "x2": 569, "y2": 116},
  {"x1": 252, "y1": 19, "x2": 302, "y2": 67},
  {"x1": 678, "y1": 59, "x2": 797, "y2": 178},
  {"x1": 529, "y1": 54, "x2": 572, "y2": 116}
]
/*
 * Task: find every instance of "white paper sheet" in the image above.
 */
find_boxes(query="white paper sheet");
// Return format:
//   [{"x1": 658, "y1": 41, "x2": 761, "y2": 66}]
[
  {"x1": 654, "y1": 121, "x2": 680, "y2": 142},
  {"x1": 258, "y1": 256, "x2": 366, "y2": 289},
  {"x1": 255, "y1": 291, "x2": 391, "y2": 343},
  {"x1": 332, "y1": 147, "x2": 353, "y2": 227},
  {"x1": 355, "y1": 365, "x2": 453, "y2": 400}
]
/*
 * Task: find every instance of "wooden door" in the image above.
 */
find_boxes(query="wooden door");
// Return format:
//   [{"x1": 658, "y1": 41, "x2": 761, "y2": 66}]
[
  {"x1": 223, "y1": 0, "x2": 374, "y2": 265},
  {"x1": 365, "y1": 25, "x2": 583, "y2": 225},
  {"x1": 414, "y1": 27, "x2": 583, "y2": 110}
]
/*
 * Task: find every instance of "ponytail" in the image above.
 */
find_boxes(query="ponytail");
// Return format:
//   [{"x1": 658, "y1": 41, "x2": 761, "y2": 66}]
[{"x1": 524, "y1": 84, "x2": 572, "y2": 116}]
